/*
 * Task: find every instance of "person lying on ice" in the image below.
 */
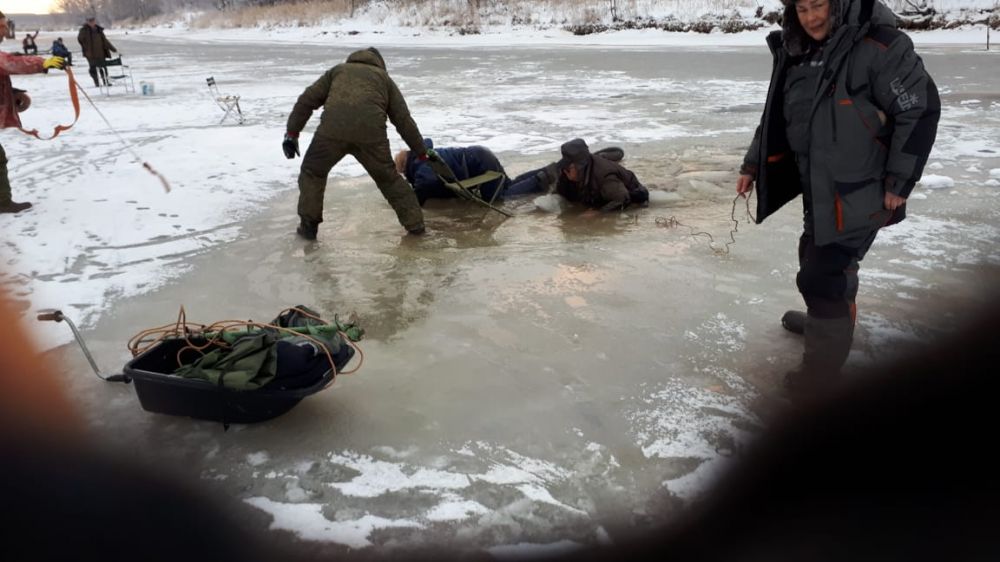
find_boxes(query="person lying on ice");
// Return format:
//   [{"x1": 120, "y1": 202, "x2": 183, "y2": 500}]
[
  {"x1": 395, "y1": 138, "x2": 531, "y2": 205},
  {"x1": 396, "y1": 138, "x2": 641, "y2": 209},
  {"x1": 0, "y1": 11, "x2": 66, "y2": 214},
  {"x1": 283, "y1": 47, "x2": 435, "y2": 240},
  {"x1": 546, "y1": 138, "x2": 649, "y2": 212}
]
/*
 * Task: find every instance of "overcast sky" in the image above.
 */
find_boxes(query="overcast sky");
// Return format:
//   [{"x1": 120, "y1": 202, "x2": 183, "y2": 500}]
[{"x1": 3, "y1": 1, "x2": 56, "y2": 14}]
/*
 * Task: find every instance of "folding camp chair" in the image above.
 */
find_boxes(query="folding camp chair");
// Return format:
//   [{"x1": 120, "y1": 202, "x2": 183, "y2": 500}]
[
  {"x1": 98, "y1": 56, "x2": 135, "y2": 95},
  {"x1": 206, "y1": 76, "x2": 244, "y2": 125},
  {"x1": 427, "y1": 158, "x2": 512, "y2": 218}
]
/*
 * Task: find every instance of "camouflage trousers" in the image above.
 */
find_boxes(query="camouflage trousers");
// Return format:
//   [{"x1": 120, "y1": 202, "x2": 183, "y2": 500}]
[
  {"x1": 0, "y1": 144, "x2": 11, "y2": 205},
  {"x1": 297, "y1": 135, "x2": 423, "y2": 231}
]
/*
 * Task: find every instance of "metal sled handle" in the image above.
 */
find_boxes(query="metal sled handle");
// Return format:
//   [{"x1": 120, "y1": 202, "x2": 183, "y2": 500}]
[{"x1": 37, "y1": 308, "x2": 126, "y2": 382}]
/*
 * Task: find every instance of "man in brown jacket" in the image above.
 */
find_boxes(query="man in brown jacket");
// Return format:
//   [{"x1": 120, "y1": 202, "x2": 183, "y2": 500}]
[
  {"x1": 284, "y1": 47, "x2": 432, "y2": 240},
  {"x1": 77, "y1": 16, "x2": 116, "y2": 88},
  {"x1": 554, "y1": 138, "x2": 649, "y2": 212}
]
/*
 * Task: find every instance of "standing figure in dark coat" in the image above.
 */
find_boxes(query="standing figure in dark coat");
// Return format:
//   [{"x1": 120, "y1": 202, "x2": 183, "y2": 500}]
[
  {"x1": 77, "y1": 16, "x2": 116, "y2": 88},
  {"x1": 736, "y1": 0, "x2": 940, "y2": 395}
]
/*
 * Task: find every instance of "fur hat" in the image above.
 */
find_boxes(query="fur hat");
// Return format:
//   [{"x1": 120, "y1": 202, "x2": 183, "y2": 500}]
[{"x1": 557, "y1": 138, "x2": 591, "y2": 172}]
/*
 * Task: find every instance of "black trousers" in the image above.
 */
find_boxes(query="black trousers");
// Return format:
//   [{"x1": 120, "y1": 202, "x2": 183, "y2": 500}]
[
  {"x1": 87, "y1": 59, "x2": 108, "y2": 86},
  {"x1": 795, "y1": 231, "x2": 877, "y2": 322}
]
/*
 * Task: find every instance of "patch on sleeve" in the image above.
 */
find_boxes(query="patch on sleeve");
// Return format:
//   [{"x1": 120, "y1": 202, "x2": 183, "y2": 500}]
[{"x1": 890, "y1": 78, "x2": 920, "y2": 112}]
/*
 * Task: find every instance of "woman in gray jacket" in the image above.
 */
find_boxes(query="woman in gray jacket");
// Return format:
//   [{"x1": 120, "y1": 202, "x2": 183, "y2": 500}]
[{"x1": 736, "y1": 0, "x2": 939, "y2": 395}]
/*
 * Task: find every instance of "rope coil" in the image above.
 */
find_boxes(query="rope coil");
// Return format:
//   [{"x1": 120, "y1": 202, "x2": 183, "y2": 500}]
[
  {"x1": 127, "y1": 306, "x2": 365, "y2": 386},
  {"x1": 655, "y1": 193, "x2": 757, "y2": 256}
]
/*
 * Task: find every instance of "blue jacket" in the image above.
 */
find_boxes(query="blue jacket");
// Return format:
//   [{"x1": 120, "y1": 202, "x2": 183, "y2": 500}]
[
  {"x1": 51, "y1": 42, "x2": 71, "y2": 58},
  {"x1": 404, "y1": 138, "x2": 509, "y2": 204}
]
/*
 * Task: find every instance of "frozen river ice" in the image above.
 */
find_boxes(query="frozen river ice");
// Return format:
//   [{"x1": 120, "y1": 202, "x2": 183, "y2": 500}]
[{"x1": 3, "y1": 33, "x2": 999, "y2": 557}]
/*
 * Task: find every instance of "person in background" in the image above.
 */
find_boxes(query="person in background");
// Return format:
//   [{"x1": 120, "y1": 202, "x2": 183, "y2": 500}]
[
  {"x1": 51, "y1": 37, "x2": 72, "y2": 66},
  {"x1": 77, "y1": 16, "x2": 116, "y2": 87},
  {"x1": 0, "y1": 11, "x2": 65, "y2": 214},
  {"x1": 283, "y1": 47, "x2": 434, "y2": 240},
  {"x1": 21, "y1": 30, "x2": 38, "y2": 54},
  {"x1": 735, "y1": 0, "x2": 939, "y2": 397}
]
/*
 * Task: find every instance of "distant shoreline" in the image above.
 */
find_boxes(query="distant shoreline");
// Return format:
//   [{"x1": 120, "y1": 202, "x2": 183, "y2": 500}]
[{"x1": 108, "y1": 24, "x2": 998, "y2": 49}]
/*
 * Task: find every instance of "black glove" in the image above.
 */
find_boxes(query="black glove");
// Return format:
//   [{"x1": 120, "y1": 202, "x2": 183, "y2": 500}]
[{"x1": 283, "y1": 133, "x2": 300, "y2": 159}]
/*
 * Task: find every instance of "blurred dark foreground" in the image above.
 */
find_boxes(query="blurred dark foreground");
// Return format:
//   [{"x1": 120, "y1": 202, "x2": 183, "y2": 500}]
[{"x1": 2, "y1": 287, "x2": 998, "y2": 562}]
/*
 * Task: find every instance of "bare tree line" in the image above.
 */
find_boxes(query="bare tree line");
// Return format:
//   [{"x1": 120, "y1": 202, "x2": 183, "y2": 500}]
[
  {"x1": 54, "y1": 0, "x2": 646, "y2": 24},
  {"x1": 52, "y1": 0, "x2": 999, "y2": 26},
  {"x1": 55, "y1": 0, "x2": 378, "y2": 22}
]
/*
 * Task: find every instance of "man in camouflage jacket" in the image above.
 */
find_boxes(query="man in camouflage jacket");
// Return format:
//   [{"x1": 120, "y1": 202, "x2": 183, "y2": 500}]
[{"x1": 284, "y1": 47, "x2": 430, "y2": 239}]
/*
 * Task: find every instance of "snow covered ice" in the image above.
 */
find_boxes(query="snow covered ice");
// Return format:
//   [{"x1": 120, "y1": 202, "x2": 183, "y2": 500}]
[{"x1": 2, "y1": 22, "x2": 999, "y2": 557}]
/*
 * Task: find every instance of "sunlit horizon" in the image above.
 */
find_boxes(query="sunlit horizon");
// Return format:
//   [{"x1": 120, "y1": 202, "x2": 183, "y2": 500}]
[{"x1": 2, "y1": 1, "x2": 57, "y2": 15}]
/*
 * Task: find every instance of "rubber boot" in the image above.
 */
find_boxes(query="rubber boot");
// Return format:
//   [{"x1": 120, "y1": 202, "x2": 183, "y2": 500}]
[
  {"x1": 783, "y1": 314, "x2": 853, "y2": 397},
  {"x1": 781, "y1": 310, "x2": 806, "y2": 335},
  {"x1": 296, "y1": 217, "x2": 318, "y2": 240}
]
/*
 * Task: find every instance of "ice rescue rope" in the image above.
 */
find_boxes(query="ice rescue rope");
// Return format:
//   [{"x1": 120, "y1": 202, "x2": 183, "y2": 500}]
[
  {"x1": 13, "y1": 67, "x2": 170, "y2": 192},
  {"x1": 72, "y1": 77, "x2": 172, "y2": 193},
  {"x1": 15, "y1": 67, "x2": 81, "y2": 140},
  {"x1": 655, "y1": 193, "x2": 757, "y2": 256},
  {"x1": 127, "y1": 306, "x2": 365, "y2": 385}
]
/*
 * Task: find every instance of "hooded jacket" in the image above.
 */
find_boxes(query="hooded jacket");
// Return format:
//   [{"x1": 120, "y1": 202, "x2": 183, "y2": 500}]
[
  {"x1": 743, "y1": 0, "x2": 940, "y2": 247},
  {"x1": 555, "y1": 138, "x2": 648, "y2": 212},
  {"x1": 286, "y1": 48, "x2": 425, "y2": 154}
]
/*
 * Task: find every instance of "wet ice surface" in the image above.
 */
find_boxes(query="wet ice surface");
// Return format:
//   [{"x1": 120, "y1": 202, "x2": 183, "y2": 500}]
[{"x1": 7, "y1": 38, "x2": 999, "y2": 556}]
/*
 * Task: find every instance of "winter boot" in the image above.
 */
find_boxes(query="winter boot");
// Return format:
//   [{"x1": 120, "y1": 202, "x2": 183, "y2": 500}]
[
  {"x1": 296, "y1": 218, "x2": 318, "y2": 240},
  {"x1": 781, "y1": 310, "x2": 806, "y2": 335},
  {"x1": 783, "y1": 314, "x2": 854, "y2": 397},
  {"x1": 0, "y1": 201, "x2": 32, "y2": 214},
  {"x1": 594, "y1": 146, "x2": 625, "y2": 162}
]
